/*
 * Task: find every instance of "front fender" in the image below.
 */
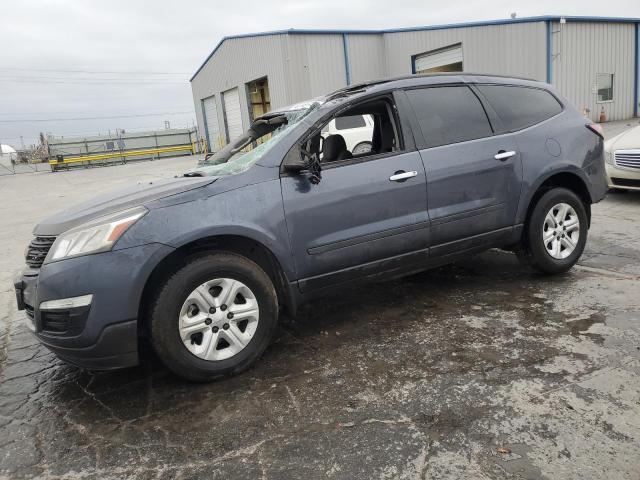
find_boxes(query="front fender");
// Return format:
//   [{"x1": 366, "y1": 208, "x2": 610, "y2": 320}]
[{"x1": 116, "y1": 179, "x2": 296, "y2": 281}]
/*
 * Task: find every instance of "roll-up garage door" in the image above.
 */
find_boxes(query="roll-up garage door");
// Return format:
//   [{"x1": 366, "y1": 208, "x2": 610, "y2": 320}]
[
  {"x1": 414, "y1": 44, "x2": 463, "y2": 74},
  {"x1": 222, "y1": 87, "x2": 243, "y2": 142},
  {"x1": 202, "y1": 95, "x2": 221, "y2": 152}
]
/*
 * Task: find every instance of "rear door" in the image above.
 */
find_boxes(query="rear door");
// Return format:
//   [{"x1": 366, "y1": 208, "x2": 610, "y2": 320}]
[{"x1": 403, "y1": 85, "x2": 522, "y2": 254}]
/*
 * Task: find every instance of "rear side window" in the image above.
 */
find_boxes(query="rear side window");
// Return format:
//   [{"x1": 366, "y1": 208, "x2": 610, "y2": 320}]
[
  {"x1": 405, "y1": 86, "x2": 493, "y2": 148},
  {"x1": 477, "y1": 85, "x2": 562, "y2": 132},
  {"x1": 335, "y1": 115, "x2": 366, "y2": 130}
]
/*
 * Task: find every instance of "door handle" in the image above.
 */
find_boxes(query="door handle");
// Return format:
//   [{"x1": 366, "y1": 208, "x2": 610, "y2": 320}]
[
  {"x1": 389, "y1": 170, "x2": 418, "y2": 182},
  {"x1": 494, "y1": 150, "x2": 516, "y2": 161}
]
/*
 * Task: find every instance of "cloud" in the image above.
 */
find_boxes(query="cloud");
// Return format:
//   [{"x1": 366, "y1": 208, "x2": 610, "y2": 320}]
[{"x1": 0, "y1": 0, "x2": 636, "y2": 145}]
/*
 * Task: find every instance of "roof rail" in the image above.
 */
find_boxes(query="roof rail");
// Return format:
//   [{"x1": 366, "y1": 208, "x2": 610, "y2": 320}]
[{"x1": 325, "y1": 72, "x2": 540, "y2": 99}]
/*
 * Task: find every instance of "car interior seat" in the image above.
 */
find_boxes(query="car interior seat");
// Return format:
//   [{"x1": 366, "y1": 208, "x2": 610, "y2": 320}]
[
  {"x1": 322, "y1": 134, "x2": 353, "y2": 162},
  {"x1": 372, "y1": 116, "x2": 396, "y2": 154}
]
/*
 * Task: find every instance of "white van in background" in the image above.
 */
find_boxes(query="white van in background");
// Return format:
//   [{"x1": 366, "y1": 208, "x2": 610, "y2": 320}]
[{"x1": 322, "y1": 114, "x2": 374, "y2": 155}]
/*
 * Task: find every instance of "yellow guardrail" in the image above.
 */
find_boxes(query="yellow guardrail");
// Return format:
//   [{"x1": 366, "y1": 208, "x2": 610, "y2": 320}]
[{"x1": 49, "y1": 144, "x2": 196, "y2": 167}]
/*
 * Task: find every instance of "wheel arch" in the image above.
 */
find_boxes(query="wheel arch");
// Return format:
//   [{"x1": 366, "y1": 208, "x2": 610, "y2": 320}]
[
  {"x1": 137, "y1": 234, "x2": 295, "y2": 337},
  {"x1": 521, "y1": 170, "x2": 592, "y2": 234}
]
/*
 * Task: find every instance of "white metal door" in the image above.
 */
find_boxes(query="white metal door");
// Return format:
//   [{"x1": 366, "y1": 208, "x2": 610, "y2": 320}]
[
  {"x1": 223, "y1": 87, "x2": 243, "y2": 142},
  {"x1": 202, "y1": 96, "x2": 221, "y2": 152},
  {"x1": 414, "y1": 44, "x2": 463, "y2": 73}
]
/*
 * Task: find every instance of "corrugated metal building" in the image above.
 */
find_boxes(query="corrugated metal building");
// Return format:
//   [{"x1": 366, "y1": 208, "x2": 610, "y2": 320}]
[{"x1": 190, "y1": 15, "x2": 640, "y2": 151}]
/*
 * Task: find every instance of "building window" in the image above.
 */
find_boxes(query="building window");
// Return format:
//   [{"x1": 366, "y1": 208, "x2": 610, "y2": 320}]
[
  {"x1": 413, "y1": 43, "x2": 463, "y2": 74},
  {"x1": 596, "y1": 73, "x2": 613, "y2": 103}
]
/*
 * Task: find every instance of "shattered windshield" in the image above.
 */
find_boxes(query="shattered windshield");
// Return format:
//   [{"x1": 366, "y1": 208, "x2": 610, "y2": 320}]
[{"x1": 187, "y1": 102, "x2": 321, "y2": 177}]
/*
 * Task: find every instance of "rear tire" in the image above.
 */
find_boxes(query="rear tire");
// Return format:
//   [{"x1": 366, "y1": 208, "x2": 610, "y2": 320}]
[
  {"x1": 519, "y1": 187, "x2": 588, "y2": 274},
  {"x1": 149, "y1": 252, "x2": 278, "y2": 382}
]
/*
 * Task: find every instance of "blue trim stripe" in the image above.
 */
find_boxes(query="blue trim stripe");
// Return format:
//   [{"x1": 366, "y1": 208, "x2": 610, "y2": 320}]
[
  {"x1": 546, "y1": 20, "x2": 553, "y2": 84},
  {"x1": 342, "y1": 33, "x2": 351, "y2": 85},
  {"x1": 191, "y1": 15, "x2": 640, "y2": 81},
  {"x1": 635, "y1": 23, "x2": 639, "y2": 118}
]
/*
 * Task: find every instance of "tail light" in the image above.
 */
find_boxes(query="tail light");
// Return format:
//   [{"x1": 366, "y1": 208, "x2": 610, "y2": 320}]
[{"x1": 586, "y1": 123, "x2": 604, "y2": 139}]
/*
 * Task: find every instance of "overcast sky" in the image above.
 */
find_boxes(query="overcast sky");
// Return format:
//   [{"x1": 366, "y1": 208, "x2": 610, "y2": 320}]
[{"x1": 1, "y1": 0, "x2": 637, "y2": 146}]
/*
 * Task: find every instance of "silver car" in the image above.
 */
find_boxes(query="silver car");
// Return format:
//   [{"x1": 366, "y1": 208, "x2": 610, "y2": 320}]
[{"x1": 605, "y1": 125, "x2": 640, "y2": 191}]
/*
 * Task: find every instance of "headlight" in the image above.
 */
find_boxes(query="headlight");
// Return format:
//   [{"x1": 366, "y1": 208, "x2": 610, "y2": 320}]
[
  {"x1": 45, "y1": 206, "x2": 147, "y2": 263},
  {"x1": 605, "y1": 150, "x2": 614, "y2": 165}
]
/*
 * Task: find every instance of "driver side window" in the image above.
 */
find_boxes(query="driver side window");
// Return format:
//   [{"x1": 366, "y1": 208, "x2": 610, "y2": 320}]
[{"x1": 303, "y1": 97, "x2": 401, "y2": 165}]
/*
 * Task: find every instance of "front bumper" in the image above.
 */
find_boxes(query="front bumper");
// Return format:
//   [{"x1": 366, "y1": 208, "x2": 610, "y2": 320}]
[
  {"x1": 605, "y1": 163, "x2": 640, "y2": 190},
  {"x1": 14, "y1": 242, "x2": 174, "y2": 370}
]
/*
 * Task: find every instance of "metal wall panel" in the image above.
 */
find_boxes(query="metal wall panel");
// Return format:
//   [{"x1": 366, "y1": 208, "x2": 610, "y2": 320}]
[
  {"x1": 347, "y1": 34, "x2": 386, "y2": 84},
  {"x1": 383, "y1": 22, "x2": 547, "y2": 81},
  {"x1": 281, "y1": 34, "x2": 312, "y2": 103},
  {"x1": 551, "y1": 21, "x2": 636, "y2": 121},
  {"x1": 286, "y1": 34, "x2": 348, "y2": 99}
]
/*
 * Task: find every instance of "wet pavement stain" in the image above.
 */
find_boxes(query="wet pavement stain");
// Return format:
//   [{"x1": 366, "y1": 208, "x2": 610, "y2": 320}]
[{"x1": 1, "y1": 161, "x2": 640, "y2": 479}]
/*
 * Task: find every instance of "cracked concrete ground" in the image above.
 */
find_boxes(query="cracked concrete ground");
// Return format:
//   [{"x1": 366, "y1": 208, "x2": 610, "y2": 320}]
[{"x1": 1, "y1": 152, "x2": 639, "y2": 479}]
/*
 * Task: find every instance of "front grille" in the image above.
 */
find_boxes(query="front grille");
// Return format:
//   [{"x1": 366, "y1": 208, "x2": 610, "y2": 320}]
[
  {"x1": 614, "y1": 150, "x2": 640, "y2": 170},
  {"x1": 25, "y1": 236, "x2": 56, "y2": 268}
]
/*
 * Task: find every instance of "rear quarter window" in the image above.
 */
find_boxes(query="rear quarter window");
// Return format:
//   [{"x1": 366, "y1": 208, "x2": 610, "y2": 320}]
[{"x1": 477, "y1": 85, "x2": 563, "y2": 133}]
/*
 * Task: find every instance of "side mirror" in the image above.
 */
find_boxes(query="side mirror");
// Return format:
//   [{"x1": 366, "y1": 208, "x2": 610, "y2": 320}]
[
  {"x1": 283, "y1": 158, "x2": 309, "y2": 173},
  {"x1": 282, "y1": 146, "x2": 310, "y2": 173}
]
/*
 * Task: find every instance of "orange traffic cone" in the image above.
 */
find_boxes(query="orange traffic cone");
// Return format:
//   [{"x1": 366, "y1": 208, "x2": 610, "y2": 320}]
[{"x1": 598, "y1": 106, "x2": 606, "y2": 123}]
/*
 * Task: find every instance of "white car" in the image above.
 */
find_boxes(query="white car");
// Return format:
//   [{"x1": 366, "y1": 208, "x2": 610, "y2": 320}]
[
  {"x1": 605, "y1": 125, "x2": 640, "y2": 191},
  {"x1": 322, "y1": 114, "x2": 374, "y2": 155}
]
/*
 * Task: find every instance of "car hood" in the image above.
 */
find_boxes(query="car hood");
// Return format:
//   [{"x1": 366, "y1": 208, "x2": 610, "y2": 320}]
[
  {"x1": 34, "y1": 176, "x2": 215, "y2": 236},
  {"x1": 605, "y1": 125, "x2": 640, "y2": 152}
]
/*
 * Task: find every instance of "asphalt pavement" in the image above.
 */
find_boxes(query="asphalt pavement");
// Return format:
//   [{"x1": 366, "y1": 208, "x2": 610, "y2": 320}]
[{"x1": 1, "y1": 148, "x2": 639, "y2": 479}]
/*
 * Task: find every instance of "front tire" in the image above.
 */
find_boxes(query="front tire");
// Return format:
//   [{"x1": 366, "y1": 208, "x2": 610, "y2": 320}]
[
  {"x1": 149, "y1": 252, "x2": 278, "y2": 382},
  {"x1": 519, "y1": 187, "x2": 588, "y2": 274}
]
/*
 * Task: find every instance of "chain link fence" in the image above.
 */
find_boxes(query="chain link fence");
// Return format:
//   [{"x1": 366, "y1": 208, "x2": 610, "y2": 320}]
[
  {"x1": 0, "y1": 128, "x2": 206, "y2": 176},
  {"x1": 0, "y1": 156, "x2": 51, "y2": 176}
]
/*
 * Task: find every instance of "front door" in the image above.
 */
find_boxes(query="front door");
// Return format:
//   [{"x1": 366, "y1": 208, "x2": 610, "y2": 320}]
[
  {"x1": 280, "y1": 96, "x2": 429, "y2": 292},
  {"x1": 281, "y1": 152, "x2": 428, "y2": 292}
]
